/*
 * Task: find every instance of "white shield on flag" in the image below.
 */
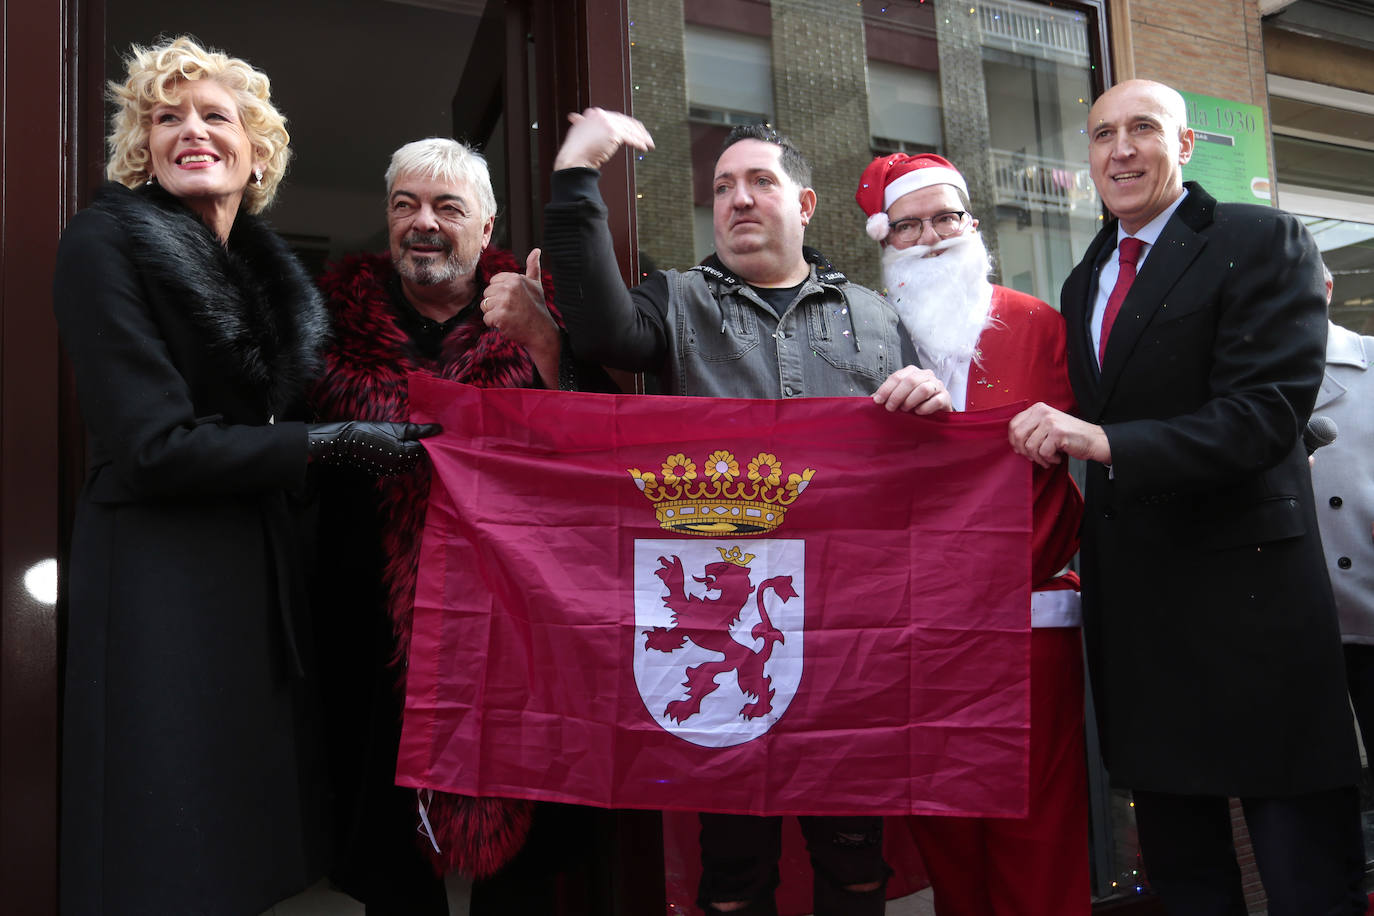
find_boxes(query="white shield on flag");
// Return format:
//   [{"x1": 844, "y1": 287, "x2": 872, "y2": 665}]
[{"x1": 632, "y1": 538, "x2": 805, "y2": 747}]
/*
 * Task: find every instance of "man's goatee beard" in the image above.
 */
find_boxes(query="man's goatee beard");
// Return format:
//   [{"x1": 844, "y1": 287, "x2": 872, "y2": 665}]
[
  {"x1": 881, "y1": 232, "x2": 995, "y2": 366},
  {"x1": 397, "y1": 234, "x2": 479, "y2": 288}
]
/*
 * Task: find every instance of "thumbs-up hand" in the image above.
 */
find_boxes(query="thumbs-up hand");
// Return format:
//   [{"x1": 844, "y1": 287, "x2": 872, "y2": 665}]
[{"x1": 482, "y1": 248, "x2": 561, "y2": 384}]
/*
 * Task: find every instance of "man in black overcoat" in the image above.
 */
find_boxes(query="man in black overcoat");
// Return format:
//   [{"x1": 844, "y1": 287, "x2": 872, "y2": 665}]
[{"x1": 1009, "y1": 79, "x2": 1366, "y2": 914}]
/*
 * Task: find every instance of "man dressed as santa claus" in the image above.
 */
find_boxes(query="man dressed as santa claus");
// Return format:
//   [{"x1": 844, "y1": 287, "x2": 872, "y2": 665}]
[{"x1": 855, "y1": 153, "x2": 1091, "y2": 915}]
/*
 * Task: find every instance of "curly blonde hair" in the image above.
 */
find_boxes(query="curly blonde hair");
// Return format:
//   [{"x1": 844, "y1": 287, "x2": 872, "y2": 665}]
[{"x1": 106, "y1": 36, "x2": 290, "y2": 214}]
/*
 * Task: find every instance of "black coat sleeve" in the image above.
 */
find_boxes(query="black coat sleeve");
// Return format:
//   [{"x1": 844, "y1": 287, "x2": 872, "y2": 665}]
[
  {"x1": 542, "y1": 167, "x2": 672, "y2": 372},
  {"x1": 54, "y1": 207, "x2": 308, "y2": 500}
]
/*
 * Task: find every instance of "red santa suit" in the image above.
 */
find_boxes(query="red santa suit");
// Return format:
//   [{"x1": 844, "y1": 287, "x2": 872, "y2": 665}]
[{"x1": 901, "y1": 284, "x2": 1090, "y2": 916}]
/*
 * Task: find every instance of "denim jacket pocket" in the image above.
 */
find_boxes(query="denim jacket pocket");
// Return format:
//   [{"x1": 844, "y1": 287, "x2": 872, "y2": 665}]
[
  {"x1": 683, "y1": 294, "x2": 761, "y2": 363},
  {"x1": 804, "y1": 297, "x2": 896, "y2": 384}
]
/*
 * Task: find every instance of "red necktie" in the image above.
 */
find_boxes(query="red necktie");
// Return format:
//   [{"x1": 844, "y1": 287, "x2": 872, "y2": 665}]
[{"x1": 1099, "y1": 236, "x2": 1145, "y2": 365}]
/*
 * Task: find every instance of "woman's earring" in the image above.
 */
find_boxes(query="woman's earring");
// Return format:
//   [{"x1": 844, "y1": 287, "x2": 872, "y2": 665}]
[
  {"x1": 253, "y1": 167, "x2": 264, "y2": 188},
  {"x1": 146, "y1": 174, "x2": 156, "y2": 186}
]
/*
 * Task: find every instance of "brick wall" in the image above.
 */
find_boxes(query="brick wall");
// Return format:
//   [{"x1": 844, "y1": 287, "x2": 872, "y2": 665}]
[
  {"x1": 935, "y1": 4, "x2": 1001, "y2": 286},
  {"x1": 770, "y1": 0, "x2": 879, "y2": 289},
  {"x1": 1126, "y1": 0, "x2": 1267, "y2": 107},
  {"x1": 1123, "y1": 0, "x2": 1270, "y2": 187},
  {"x1": 629, "y1": 0, "x2": 697, "y2": 273}
]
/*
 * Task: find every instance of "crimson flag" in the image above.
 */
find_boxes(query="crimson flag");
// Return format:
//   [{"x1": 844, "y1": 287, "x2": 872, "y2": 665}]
[{"x1": 396, "y1": 376, "x2": 1031, "y2": 817}]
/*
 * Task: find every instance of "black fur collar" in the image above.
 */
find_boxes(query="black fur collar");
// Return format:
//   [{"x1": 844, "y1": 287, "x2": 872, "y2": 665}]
[{"x1": 91, "y1": 182, "x2": 329, "y2": 413}]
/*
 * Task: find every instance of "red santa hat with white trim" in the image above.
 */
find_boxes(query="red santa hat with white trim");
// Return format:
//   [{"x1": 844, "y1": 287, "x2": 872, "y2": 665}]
[{"x1": 855, "y1": 153, "x2": 969, "y2": 242}]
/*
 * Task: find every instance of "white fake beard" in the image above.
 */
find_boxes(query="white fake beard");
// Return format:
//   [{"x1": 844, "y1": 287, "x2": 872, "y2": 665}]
[{"x1": 881, "y1": 232, "x2": 996, "y2": 367}]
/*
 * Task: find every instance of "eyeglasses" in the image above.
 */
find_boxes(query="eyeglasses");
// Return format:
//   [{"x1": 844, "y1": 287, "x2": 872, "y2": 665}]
[{"x1": 888, "y1": 210, "x2": 969, "y2": 242}]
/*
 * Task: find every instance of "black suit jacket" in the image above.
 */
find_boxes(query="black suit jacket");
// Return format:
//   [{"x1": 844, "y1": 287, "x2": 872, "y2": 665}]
[{"x1": 1062, "y1": 182, "x2": 1359, "y2": 796}]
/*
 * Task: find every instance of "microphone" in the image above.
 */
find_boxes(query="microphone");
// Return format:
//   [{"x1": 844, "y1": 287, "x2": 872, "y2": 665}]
[{"x1": 1303, "y1": 415, "x2": 1338, "y2": 456}]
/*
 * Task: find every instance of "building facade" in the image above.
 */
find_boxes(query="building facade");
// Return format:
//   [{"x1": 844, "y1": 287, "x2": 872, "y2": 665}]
[{"x1": 1, "y1": 0, "x2": 1370, "y2": 911}]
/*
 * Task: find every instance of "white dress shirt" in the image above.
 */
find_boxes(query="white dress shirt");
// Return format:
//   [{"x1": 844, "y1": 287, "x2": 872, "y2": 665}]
[{"x1": 1090, "y1": 189, "x2": 1190, "y2": 366}]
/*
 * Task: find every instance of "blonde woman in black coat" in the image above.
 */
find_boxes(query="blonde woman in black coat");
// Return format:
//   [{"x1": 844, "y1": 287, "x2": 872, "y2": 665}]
[{"x1": 55, "y1": 37, "x2": 433, "y2": 914}]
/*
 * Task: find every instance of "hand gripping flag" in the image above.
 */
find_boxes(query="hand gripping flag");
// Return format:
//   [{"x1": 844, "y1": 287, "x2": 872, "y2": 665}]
[{"x1": 396, "y1": 377, "x2": 1032, "y2": 818}]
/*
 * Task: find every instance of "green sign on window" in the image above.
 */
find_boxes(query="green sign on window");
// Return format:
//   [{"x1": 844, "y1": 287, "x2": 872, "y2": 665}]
[{"x1": 1179, "y1": 91, "x2": 1273, "y2": 207}]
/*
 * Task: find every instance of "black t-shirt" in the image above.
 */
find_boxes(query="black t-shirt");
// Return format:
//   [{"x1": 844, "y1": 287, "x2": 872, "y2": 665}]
[
  {"x1": 387, "y1": 273, "x2": 478, "y2": 360},
  {"x1": 748, "y1": 282, "x2": 805, "y2": 318}
]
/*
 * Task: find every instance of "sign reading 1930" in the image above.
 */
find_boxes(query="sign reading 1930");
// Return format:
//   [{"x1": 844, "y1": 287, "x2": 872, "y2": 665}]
[{"x1": 1179, "y1": 91, "x2": 1273, "y2": 207}]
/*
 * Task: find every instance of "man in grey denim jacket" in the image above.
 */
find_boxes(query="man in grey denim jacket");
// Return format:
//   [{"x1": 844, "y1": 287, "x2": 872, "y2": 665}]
[{"x1": 543, "y1": 109, "x2": 950, "y2": 916}]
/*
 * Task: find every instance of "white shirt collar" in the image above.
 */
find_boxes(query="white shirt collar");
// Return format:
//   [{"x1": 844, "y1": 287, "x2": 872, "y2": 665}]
[
  {"x1": 1090, "y1": 188, "x2": 1190, "y2": 367},
  {"x1": 1117, "y1": 187, "x2": 1189, "y2": 251}
]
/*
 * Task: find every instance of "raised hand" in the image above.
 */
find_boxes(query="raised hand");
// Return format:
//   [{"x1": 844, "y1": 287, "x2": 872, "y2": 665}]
[{"x1": 553, "y1": 108, "x2": 655, "y2": 172}]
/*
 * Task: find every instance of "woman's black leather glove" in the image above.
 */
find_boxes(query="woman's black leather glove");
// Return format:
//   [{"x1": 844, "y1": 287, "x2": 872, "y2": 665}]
[{"x1": 307, "y1": 421, "x2": 442, "y2": 475}]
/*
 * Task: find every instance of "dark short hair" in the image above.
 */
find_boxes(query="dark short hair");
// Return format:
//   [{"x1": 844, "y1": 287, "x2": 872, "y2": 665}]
[{"x1": 720, "y1": 124, "x2": 813, "y2": 189}]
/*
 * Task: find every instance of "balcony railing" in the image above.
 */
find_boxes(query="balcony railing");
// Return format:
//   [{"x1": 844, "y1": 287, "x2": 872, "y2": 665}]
[
  {"x1": 991, "y1": 148, "x2": 1099, "y2": 215},
  {"x1": 978, "y1": 0, "x2": 1091, "y2": 66}
]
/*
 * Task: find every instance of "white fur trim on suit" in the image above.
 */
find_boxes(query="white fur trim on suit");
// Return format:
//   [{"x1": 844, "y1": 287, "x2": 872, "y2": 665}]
[
  {"x1": 1032, "y1": 588, "x2": 1082, "y2": 628},
  {"x1": 884, "y1": 167, "x2": 968, "y2": 210}
]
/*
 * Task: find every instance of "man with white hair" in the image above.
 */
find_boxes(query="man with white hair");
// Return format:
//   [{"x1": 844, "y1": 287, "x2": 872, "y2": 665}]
[
  {"x1": 312, "y1": 137, "x2": 591, "y2": 914},
  {"x1": 855, "y1": 153, "x2": 1089, "y2": 915}
]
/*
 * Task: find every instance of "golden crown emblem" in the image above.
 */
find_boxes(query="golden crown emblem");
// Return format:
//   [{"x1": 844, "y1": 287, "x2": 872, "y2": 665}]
[{"x1": 628, "y1": 449, "x2": 816, "y2": 536}]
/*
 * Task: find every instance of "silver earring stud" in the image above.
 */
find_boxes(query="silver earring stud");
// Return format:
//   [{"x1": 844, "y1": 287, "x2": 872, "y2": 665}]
[{"x1": 253, "y1": 167, "x2": 263, "y2": 188}]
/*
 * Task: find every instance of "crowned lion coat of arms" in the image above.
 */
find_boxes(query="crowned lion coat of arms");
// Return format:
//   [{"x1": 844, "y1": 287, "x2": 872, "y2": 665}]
[{"x1": 629, "y1": 449, "x2": 812, "y2": 747}]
